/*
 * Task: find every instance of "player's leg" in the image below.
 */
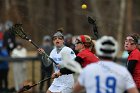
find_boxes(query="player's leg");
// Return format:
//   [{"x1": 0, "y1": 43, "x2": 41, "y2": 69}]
[
  {"x1": 46, "y1": 89, "x2": 52, "y2": 93},
  {"x1": 3, "y1": 69, "x2": 9, "y2": 91},
  {"x1": 0, "y1": 70, "x2": 3, "y2": 91}
]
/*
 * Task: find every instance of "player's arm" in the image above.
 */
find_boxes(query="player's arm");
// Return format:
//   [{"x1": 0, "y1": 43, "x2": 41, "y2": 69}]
[
  {"x1": 51, "y1": 67, "x2": 75, "y2": 79},
  {"x1": 127, "y1": 87, "x2": 139, "y2": 93},
  {"x1": 125, "y1": 68, "x2": 139, "y2": 93},
  {"x1": 127, "y1": 60, "x2": 138, "y2": 75},
  {"x1": 51, "y1": 56, "x2": 83, "y2": 78},
  {"x1": 59, "y1": 56, "x2": 83, "y2": 74},
  {"x1": 73, "y1": 67, "x2": 85, "y2": 93},
  {"x1": 75, "y1": 56, "x2": 84, "y2": 64},
  {"x1": 73, "y1": 81, "x2": 84, "y2": 93},
  {"x1": 59, "y1": 67, "x2": 74, "y2": 74}
]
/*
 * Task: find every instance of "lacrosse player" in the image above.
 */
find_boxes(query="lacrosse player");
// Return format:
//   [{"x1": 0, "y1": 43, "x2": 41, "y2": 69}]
[
  {"x1": 51, "y1": 35, "x2": 99, "y2": 76},
  {"x1": 74, "y1": 35, "x2": 99, "y2": 67},
  {"x1": 38, "y1": 28, "x2": 76, "y2": 93},
  {"x1": 73, "y1": 36, "x2": 139, "y2": 93},
  {"x1": 124, "y1": 33, "x2": 140, "y2": 91}
]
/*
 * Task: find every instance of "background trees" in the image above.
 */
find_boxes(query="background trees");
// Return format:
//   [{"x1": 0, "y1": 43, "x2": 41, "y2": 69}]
[{"x1": 0, "y1": 0, "x2": 139, "y2": 50}]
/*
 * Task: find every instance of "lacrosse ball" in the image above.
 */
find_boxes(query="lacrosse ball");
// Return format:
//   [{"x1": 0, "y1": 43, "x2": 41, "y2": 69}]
[{"x1": 81, "y1": 4, "x2": 87, "y2": 9}]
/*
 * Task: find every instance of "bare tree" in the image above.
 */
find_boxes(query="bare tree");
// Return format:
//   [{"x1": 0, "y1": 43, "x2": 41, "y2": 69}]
[
  {"x1": 126, "y1": 0, "x2": 133, "y2": 34},
  {"x1": 117, "y1": 0, "x2": 126, "y2": 50}
]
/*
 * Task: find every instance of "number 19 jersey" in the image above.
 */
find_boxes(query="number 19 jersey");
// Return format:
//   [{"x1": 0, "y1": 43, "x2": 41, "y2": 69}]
[{"x1": 78, "y1": 61, "x2": 136, "y2": 93}]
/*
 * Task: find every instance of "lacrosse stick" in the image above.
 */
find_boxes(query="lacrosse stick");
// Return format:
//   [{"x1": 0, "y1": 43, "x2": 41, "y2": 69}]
[
  {"x1": 17, "y1": 52, "x2": 82, "y2": 93},
  {"x1": 10, "y1": 24, "x2": 58, "y2": 66},
  {"x1": 60, "y1": 51, "x2": 82, "y2": 74},
  {"x1": 88, "y1": 16, "x2": 99, "y2": 40},
  {"x1": 17, "y1": 77, "x2": 51, "y2": 93}
]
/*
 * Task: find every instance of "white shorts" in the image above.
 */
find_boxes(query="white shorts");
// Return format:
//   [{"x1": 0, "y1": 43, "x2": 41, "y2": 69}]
[{"x1": 48, "y1": 84, "x2": 73, "y2": 93}]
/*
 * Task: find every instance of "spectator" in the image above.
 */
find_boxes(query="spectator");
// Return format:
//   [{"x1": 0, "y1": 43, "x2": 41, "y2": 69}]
[
  {"x1": 0, "y1": 41, "x2": 9, "y2": 92},
  {"x1": 11, "y1": 42, "x2": 27, "y2": 92},
  {"x1": 0, "y1": 23, "x2": 4, "y2": 42},
  {"x1": 73, "y1": 36, "x2": 139, "y2": 93},
  {"x1": 3, "y1": 21, "x2": 16, "y2": 55},
  {"x1": 38, "y1": 35, "x2": 53, "y2": 93},
  {"x1": 65, "y1": 34, "x2": 78, "y2": 54},
  {"x1": 124, "y1": 33, "x2": 140, "y2": 91}
]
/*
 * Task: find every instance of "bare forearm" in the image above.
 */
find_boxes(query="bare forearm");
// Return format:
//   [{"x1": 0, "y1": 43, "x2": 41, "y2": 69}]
[{"x1": 73, "y1": 82, "x2": 84, "y2": 93}]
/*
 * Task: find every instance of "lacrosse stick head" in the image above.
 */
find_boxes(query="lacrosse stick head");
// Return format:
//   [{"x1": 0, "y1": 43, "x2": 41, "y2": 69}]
[
  {"x1": 88, "y1": 16, "x2": 95, "y2": 24},
  {"x1": 41, "y1": 53, "x2": 53, "y2": 67},
  {"x1": 60, "y1": 51, "x2": 82, "y2": 74},
  {"x1": 10, "y1": 24, "x2": 29, "y2": 40},
  {"x1": 88, "y1": 16, "x2": 99, "y2": 39}
]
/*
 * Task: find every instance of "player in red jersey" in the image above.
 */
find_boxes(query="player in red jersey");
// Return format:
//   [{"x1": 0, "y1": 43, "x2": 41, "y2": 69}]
[
  {"x1": 74, "y1": 35, "x2": 99, "y2": 67},
  {"x1": 124, "y1": 33, "x2": 140, "y2": 91},
  {"x1": 52, "y1": 35, "x2": 99, "y2": 75}
]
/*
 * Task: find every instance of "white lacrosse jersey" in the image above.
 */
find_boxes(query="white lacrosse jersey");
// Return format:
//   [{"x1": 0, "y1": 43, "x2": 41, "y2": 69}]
[
  {"x1": 78, "y1": 60, "x2": 136, "y2": 93},
  {"x1": 50, "y1": 46, "x2": 76, "y2": 88}
]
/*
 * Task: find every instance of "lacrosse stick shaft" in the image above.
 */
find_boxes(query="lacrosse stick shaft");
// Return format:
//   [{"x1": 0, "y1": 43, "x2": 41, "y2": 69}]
[
  {"x1": 49, "y1": 57, "x2": 58, "y2": 65},
  {"x1": 17, "y1": 77, "x2": 51, "y2": 93},
  {"x1": 29, "y1": 39, "x2": 39, "y2": 49},
  {"x1": 31, "y1": 77, "x2": 51, "y2": 88},
  {"x1": 37, "y1": 77, "x2": 51, "y2": 85},
  {"x1": 28, "y1": 39, "x2": 58, "y2": 65},
  {"x1": 11, "y1": 24, "x2": 58, "y2": 65}
]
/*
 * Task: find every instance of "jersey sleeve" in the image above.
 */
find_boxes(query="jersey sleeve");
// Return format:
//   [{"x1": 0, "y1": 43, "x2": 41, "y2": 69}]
[
  {"x1": 77, "y1": 51, "x2": 85, "y2": 59},
  {"x1": 69, "y1": 49, "x2": 76, "y2": 59},
  {"x1": 128, "y1": 51, "x2": 140, "y2": 61},
  {"x1": 63, "y1": 47, "x2": 76, "y2": 59},
  {"x1": 124, "y1": 69, "x2": 136, "y2": 90}
]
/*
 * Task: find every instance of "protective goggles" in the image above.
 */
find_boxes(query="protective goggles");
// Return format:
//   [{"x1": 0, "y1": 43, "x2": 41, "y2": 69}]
[{"x1": 53, "y1": 36, "x2": 63, "y2": 41}]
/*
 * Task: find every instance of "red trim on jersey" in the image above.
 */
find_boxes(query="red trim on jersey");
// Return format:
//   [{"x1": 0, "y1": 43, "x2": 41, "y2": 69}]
[
  {"x1": 77, "y1": 48, "x2": 99, "y2": 68},
  {"x1": 80, "y1": 35, "x2": 86, "y2": 43},
  {"x1": 128, "y1": 48, "x2": 140, "y2": 88}
]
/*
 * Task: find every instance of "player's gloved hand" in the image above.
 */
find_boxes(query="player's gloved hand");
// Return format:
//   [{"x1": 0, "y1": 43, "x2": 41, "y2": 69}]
[
  {"x1": 37, "y1": 48, "x2": 45, "y2": 54},
  {"x1": 51, "y1": 71, "x2": 62, "y2": 79}
]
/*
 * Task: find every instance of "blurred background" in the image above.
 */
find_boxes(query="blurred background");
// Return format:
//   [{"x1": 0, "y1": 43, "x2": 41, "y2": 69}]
[
  {"x1": 0, "y1": 0, "x2": 140, "y2": 93},
  {"x1": 0, "y1": 0, "x2": 139, "y2": 49}
]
